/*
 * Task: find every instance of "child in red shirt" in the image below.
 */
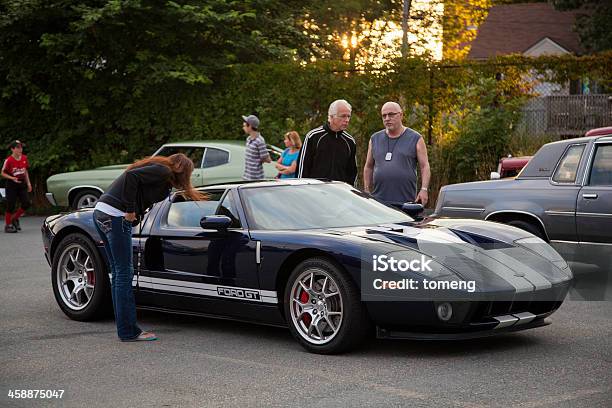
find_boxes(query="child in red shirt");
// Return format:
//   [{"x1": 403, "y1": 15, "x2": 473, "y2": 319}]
[{"x1": 1, "y1": 140, "x2": 31, "y2": 233}]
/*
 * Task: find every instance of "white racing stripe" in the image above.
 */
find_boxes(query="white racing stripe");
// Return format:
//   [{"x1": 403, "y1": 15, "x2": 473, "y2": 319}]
[
  {"x1": 108, "y1": 273, "x2": 278, "y2": 304},
  {"x1": 483, "y1": 251, "x2": 552, "y2": 291},
  {"x1": 452, "y1": 247, "x2": 535, "y2": 293}
]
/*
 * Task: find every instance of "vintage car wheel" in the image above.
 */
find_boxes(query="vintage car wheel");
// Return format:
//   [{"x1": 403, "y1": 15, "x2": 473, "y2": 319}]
[
  {"x1": 72, "y1": 189, "x2": 101, "y2": 210},
  {"x1": 51, "y1": 233, "x2": 111, "y2": 321},
  {"x1": 507, "y1": 220, "x2": 545, "y2": 240},
  {"x1": 284, "y1": 257, "x2": 370, "y2": 354}
]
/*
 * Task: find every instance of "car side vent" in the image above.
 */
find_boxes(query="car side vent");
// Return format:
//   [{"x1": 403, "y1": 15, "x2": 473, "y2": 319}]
[{"x1": 448, "y1": 229, "x2": 513, "y2": 250}]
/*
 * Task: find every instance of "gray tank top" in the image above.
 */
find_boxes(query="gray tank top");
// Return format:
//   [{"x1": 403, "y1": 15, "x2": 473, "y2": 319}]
[{"x1": 370, "y1": 127, "x2": 421, "y2": 204}]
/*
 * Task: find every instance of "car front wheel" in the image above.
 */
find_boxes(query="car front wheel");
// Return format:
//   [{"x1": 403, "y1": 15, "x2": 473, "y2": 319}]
[
  {"x1": 284, "y1": 257, "x2": 370, "y2": 354},
  {"x1": 51, "y1": 233, "x2": 111, "y2": 321}
]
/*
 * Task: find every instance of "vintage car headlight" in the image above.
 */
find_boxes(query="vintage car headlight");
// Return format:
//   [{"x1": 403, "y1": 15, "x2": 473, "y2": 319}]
[{"x1": 515, "y1": 237, "x2": 569, "y2": 270}]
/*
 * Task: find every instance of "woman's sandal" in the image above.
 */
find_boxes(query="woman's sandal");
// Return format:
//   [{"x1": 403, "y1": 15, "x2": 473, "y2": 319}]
[{"x1": 121, "y1": 331, "x2": 158, "y2": 342}]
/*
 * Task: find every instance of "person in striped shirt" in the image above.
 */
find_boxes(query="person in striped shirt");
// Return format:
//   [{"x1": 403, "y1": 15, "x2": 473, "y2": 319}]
[{"x1": 242, "y1": 114, "x2": 271, "y2": 180}]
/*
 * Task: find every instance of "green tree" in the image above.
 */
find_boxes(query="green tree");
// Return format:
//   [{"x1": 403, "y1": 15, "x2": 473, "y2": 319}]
[
  {"x1": 551, "y1": 0, "x2": 612, "y2": 53},
  {"x1": 0, "y1": 0, "x2": 310, "y2": 175}
]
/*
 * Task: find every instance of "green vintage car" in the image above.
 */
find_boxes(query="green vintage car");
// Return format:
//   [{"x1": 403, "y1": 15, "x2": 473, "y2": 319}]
[{"x1": 46, "y1": 140, "x2": 283, "y2": 209}]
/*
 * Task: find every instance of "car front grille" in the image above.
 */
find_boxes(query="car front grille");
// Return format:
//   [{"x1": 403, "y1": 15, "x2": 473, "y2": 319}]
[{"x1": 470, "y1": 300, "x2": 563, "y2": 323}]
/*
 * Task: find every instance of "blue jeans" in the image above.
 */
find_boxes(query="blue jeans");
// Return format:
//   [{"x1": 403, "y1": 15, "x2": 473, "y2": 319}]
[{"x1": 93, "y1": 210, "x2": 142, "y2": 340}]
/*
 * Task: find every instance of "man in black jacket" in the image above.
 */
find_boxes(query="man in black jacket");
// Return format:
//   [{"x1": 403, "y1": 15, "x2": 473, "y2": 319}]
[{"x1": 297, "y1": 99, "x2": 357, "y2": 186}]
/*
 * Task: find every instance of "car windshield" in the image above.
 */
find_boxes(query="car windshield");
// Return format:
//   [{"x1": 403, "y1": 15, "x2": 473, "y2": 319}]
[{"x1": 240, "y1": 183, "x2": 414, "y2": 230}]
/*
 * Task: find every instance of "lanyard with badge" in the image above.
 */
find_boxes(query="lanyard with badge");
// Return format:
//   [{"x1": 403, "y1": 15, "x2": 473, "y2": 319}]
[{"x1": 385, "y1": 134, "x2": 402, "y2": 161}]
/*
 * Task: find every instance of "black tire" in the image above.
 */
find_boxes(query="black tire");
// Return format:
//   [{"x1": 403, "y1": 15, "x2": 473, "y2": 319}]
[
  {"x1": 51, "y1": 233, "x2": 111, "y2": 321},
  {"x1": 507, "y1": 220, "x2": 545, "y2": 240},
  {"x1": 71, "y1": 189, "x2": 101, "y2": 210},
  {"x1": 284, "y1": 257, "x2": 371, "y2": 354}
]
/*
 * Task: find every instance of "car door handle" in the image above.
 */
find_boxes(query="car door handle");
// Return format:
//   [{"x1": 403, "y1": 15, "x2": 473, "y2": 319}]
[{"x1": 582, "y1": 194, "x2": 598, "y2": 199}]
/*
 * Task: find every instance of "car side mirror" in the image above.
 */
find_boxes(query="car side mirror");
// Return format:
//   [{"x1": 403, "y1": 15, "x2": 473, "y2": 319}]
[
  {"x1": 200, "y1": 215, "x2": 232, "y2": 231},
  {"x1": 490, "y1": 171, "x2": 501, "y2": 180},
  {"x1": 401, "y1": 202, "x2": 424, "y2": 217}
]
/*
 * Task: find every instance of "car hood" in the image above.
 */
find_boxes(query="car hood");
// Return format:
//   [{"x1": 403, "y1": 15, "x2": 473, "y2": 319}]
[
  {"x1": 47, "y1": 167, "x2": 125, "y2": 181},
  {"x1": 333, "y1": 218, "x2": 571, "y2": 291},
  {"x1": 95, "y1": 164, "x2": 130, "y2": 170}
]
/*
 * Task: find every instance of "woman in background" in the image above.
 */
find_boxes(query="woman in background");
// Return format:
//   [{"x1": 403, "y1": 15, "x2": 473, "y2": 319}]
[
  {"x1": 275, "y1": 131, "x2": 302, "y2": 179},
  {"x1": 93, "y1": 153, "x2": 206, "y2": 342}
]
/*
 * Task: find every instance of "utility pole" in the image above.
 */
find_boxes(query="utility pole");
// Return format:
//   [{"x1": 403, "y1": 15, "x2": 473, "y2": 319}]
[{"x1": 402, "y1": 0, "x2": 412, "y2": 58}]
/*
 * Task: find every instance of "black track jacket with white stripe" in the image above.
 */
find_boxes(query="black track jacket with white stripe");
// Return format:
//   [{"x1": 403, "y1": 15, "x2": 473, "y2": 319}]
[{"x1": 297, "y1": 122, "x2": 357, "y2": 186}]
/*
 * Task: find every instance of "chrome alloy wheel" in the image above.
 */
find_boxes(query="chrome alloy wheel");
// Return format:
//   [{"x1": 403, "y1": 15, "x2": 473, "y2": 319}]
[
  {"x1": 76, "y1": 193, "x2": 98, "y2": 209},
  {"x1": 289, "y1": 269, "x2": 344, "y2": 345},
  {"x1": 56, "y1": 244, "x2": 96, "y2": 310}
]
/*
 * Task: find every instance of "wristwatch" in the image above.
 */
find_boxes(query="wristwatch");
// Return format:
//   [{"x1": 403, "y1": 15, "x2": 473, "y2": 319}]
[{"x1": 420, "y1": 187, "x2": 429, "y2": 192}]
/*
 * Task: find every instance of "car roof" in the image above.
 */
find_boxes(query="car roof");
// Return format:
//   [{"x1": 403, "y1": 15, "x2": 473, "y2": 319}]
[
  {"x1": 543, "y1": 135, "x2": 598, "y2": 146},
  {"x1": 517, "y1": 137, "x2": 593, "y2": 178},
  {"x1": 585, "y1": 126, "x2": 612, "y2": 137}
]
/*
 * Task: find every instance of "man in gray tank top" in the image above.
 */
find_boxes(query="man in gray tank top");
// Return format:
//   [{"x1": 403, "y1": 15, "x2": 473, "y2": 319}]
[{"x1": 363, "y1": 101, "x2": 431, "y2": 206}]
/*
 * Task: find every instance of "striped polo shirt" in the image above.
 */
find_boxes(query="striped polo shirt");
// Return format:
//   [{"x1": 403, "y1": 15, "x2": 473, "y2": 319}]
[{"x1": 243, "y1": 133, "x2": 269, "y2": 180}]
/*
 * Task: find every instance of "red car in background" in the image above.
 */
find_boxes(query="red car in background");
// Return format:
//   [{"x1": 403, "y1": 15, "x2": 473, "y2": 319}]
[
  {"x1": 491, "y1": 126, "x2": 612, "y2": 179},
  {"x1": 495, "y1": 156, "x2": 531, "y2": 178}
]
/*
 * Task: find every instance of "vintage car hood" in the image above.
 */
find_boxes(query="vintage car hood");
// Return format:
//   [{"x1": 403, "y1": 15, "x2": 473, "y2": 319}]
[
  {"x1": 95, "y1": 164, "x2": 130, "y2": 170},
  {"x1": 47, "y1": 167, "x2": 124, "y2": 182}
]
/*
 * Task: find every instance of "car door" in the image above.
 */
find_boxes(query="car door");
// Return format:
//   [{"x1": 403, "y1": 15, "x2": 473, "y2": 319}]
[
  {"x1": 129, "y1": 204, "x2": 161, "y2": 296},
  {"x1": 577, "y1": 140, "x2": 612, "y2": 244},
  {"x1": 545, "y1": 143, "x2": 586, "y2": 242},
  {"x1": 145, "y1": 189, "x2": 261, "y2": 310}
]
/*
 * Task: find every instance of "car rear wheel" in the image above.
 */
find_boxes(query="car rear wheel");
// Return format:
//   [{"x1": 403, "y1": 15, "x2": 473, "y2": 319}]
[
  {"x1": 284, "y1": 257, "x2": 370, "y2": 354},
  {"x1": 72, "y1": 189, "x2": 101, "y2": 210},
  {"x1": 51, "y1": 233, "x2": 111, "y2": 321},
  {"x1": 507, "y1": 220, "x2": 545, "y2": 240}
]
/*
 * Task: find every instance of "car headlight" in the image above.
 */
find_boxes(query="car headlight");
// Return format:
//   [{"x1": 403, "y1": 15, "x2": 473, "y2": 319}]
[{"x1": 515, "y1": 237, "x2": 569, "y2": 270}]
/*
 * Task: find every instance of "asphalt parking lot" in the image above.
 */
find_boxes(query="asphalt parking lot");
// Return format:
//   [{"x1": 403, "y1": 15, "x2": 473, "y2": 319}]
[{"x1": 1, "y1": 216, "x2": 611, "y2": 408}]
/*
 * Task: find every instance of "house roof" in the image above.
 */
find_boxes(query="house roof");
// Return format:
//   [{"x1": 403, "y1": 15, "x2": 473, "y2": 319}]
[{"x1": 468, "y1": 3, "x2": 583, "y2": 59}]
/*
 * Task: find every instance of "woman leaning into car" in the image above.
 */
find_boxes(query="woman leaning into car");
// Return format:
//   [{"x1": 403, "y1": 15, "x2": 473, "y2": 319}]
[{"x1": 93, "y1": 154, "x2": 205, "y2": 342}]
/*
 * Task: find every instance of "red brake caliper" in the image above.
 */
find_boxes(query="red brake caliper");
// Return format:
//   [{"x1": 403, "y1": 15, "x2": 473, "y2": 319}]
[
  {"x1": 299, "y1": 290, "x2": 311, "y2": 326},
  {"x1": 87, "y1": 271, "x2": 95, "y2": 286}
]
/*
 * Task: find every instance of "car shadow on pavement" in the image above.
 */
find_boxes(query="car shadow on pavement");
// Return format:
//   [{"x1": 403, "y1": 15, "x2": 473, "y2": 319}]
[
  {"x1": 135, "y1": 309, "x2": 544, "y2": 356},
  {"x1": 363, "y1": 334, "x2": 545, "y2": 358}
]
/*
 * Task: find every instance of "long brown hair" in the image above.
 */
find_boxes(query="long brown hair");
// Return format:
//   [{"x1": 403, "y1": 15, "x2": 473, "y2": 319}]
[{"x1": 127, "y1": 154, "x2": 207, "y2": 201}]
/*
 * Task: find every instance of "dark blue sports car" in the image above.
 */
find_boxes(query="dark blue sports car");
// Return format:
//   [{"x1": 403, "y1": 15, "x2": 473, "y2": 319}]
[{"x1": 42, "y1": 179, "x2": 573, "y2": 354}]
